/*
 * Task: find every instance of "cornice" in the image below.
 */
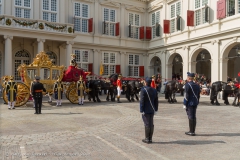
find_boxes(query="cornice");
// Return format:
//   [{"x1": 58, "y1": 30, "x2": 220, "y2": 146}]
[
  {"x1": 100, "y1": 0, "x2": 120, "y2": 8},
  {"x1": 125, "y1": 5, "x2": 146, "y2": 13},
  {"x1": 148, "y1": 2, "x2": 163, "y2": 12}
]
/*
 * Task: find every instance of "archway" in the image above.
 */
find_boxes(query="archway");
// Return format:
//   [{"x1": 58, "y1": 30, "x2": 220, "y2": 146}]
[
  {"x1": 169, "y1": 53, "x2": 183, "y2": 80},
  {"x1": 46, "y1": 51, "x2": 57, "y2": 65},
  {"x1": 226, "y1": 44, "x2": 240, "y2": 80},
  {"x1": 149, "y1": 56, "x2": 161, "y2": 76},
  {"x1": 14, "y1": 50, "x2": 31, "y2": 80}
]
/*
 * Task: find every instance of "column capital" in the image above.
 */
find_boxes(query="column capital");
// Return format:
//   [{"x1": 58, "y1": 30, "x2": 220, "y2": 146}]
[
  {"x1": 4, "y1": 35, "x2": 13, "y2": 40},
  {"x1": 119, "y1": 51, "x2": 126, "y2": 55},
  {"x1": 93, "y1": 49, "x2": 101, "y2": 53},
  {"x1": 66, "y1": 41, "x2": 74, "y2": 45},
  {"x1": 37, "y1": 38, "x2": 45, "y2": 43},
  {"x1": 189, "y1": 61, "x2": 197, "y2": 65}
]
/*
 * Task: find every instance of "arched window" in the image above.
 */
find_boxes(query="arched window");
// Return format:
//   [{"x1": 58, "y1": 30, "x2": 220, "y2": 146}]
[
  {"x1": 14, "y1": 50, "x2": 30, "y2": 80},
  {"x1": 46, "y1": 51, "x2": 57, "y2": 65}
]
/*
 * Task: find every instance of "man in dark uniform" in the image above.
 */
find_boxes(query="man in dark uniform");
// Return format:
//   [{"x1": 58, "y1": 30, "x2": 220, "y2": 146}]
[
  {"x1": 32, "y1": 76, "x2": 46, "y2": 114},
  {"x1": 183, "y1": 72, "x2": 201, "y2": 136},
  {"x1": 140, "y1": 77, "x2": 158, "y2": 144},
  {"x1": 6, "y1": 76, "x2": 17, "y2": 109}
]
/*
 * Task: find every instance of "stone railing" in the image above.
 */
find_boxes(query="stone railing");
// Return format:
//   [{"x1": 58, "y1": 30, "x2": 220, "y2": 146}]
[{"x1": 0, "y1": 15, "x2": 74, "y2": 34}]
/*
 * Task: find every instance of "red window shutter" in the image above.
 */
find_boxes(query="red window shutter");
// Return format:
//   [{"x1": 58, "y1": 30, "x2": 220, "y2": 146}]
[
  {"x1": 88, "y1": 18, "x2": 93, "y2": 33},
  {"x1": 116, "y1": 65, "x2": 121, "y2": 74},
  {"x1": 88, "y1": 63, "x2": 93, "y2": 75},
  {"x1": 163, "y1": 20, "x2": 170, "y2": 34},
  {"x1": 139, "y1": 66, "x2": 144, "y2": 77},
  {"x1": 139, "y1": 26, "x2": 144, "y2": 39},
  {"x1": 187, "y1": 10, "x2": 194, "y2": 26},
  {"x1": 146, "y1": 27, "x2": 152, "y2": 40},
  {"x1": 217, "y1": 0, "x2": 226, "y2": 19},
  {"x1": 115, "y1": 22, "x2": 120, "y2": 36}
]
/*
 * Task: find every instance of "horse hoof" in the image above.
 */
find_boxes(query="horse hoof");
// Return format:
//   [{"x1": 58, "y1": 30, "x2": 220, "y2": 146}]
[{"x1": 216, "y1": 103, "x2": 220, "y2": 106}]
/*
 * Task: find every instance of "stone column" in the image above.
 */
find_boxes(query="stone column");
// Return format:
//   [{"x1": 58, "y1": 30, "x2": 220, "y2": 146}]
[
  {"x1": 182, "y1": 46, "x2": 189, "y2": 80},
  {"x1": 189, "y1": 61, "x2": 197, "y2": 74},
  {"x1": 66, "y1": 41, "x2": 74, "y2": 67},
  {"x1": 235, "y1": 0, "x2": 239, "y2": 14},
  {"x1": 120, "y1": 51, "x2": 126, "y2": 76},
  {"x1": 37, "y1": 38, "x2": 45, "y2": 53},
  {"x1": 219, "y1": 58, "x2": 228, "y2": 82},
  {"x1": 59, "y1": 45, "x2": 66, "y2": 66},
  {"x1": 4, "y1": 36, "x2": 13, "y2": 76},
  {"x1": 166, "y1": 63, "x2": 173, "y2": 81},
  {"x1": 93, "y1": 49, "x2": 100, "y2": 76},
  {"x1": 93, "y1": 0, "x2": 100, "y2": 43},
  {"x1": 161, "y1": 51, "x2": 166, "y2": 82},
  {"x1": 120, "y1": 4, "x2": 126, "y2": 46}
]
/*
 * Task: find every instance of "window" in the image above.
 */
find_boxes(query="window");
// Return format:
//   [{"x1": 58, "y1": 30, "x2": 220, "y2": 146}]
[
  {"x1": 14, "y1": 50, "x2": 30, "y2": 80},
  {"x1": 170, "y1": 1, "x2": 181, "y2": 33},
  {"x1": 15, "y1": 0, "x2": 31, "y2": 18},
  {"x1": 74, "y1": 2, "x2": 89, "y2": 32},
  {"x1": 129, "y1": 13, "x2": 140, "y2": 39},
  {"x1": 151, "y1": 11, "x2": 160, "y2": 39},
  {"x1": 103, "y1": 52, "x2": 116, "y2": 75},
  {"x1": 195, "y1": 0, "x2": 208, "y2": 26},
  {"x1": 226, "y1": 0, "x2": 235, "y2": 16},
  {"x1": 42, "y1": 0, "x2": 58, "y2": 22},
  {"x1": 0, "y1": 0, "x2": 2, "y2": 15},
  {"x1": 74, "y1": 50, "x2": 89, "y2": 71},
  {"x1": 103, "y1": 8, "x2": 116, "y2": 36},
  {"x1": 46, "y1": 51, "x2": 57, "y2": 65},
  {"x1": 128, "y1": 54, "x2": 139, "y2": 76}
]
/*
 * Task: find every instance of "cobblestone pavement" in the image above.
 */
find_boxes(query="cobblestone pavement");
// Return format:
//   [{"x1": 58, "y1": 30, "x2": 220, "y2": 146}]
[{"x1": 1, "y1": 94, "x2": 240, "y2": 160}]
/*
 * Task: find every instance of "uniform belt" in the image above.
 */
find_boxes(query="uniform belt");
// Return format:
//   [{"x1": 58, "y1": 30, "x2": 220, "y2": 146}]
[{"x1": 35, "y1": 90, "x2": 42, "y2": 92}]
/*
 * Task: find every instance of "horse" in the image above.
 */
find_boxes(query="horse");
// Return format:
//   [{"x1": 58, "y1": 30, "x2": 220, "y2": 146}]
[
  {"x1": 165, "y1": 80, "x2": 183, "y2": 103},
  {"x1": 88, "y1": 80, "x2": 104, "y2": 102}
]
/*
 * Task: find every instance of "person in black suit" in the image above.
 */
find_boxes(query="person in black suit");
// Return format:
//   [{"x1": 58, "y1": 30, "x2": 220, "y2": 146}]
[
  {"x1": 140, "y1": 77, "x2": 158, "y2": 144},
  {"x1": 32, "y1": 76, "x2": 46, "y2": 114}
]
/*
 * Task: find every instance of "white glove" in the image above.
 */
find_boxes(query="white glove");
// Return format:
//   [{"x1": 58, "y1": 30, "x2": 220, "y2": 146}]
[
  {"x1": 183, "y1": 105, "x2": 186, "y2": 109},
  {"x1": 154, "y1": 111, "x2": 158, "y2": 115}
]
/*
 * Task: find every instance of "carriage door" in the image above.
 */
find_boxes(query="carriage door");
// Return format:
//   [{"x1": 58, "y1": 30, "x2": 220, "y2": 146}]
[{"x1": 14, "y1": 50, "x2": 30, "y2": 81}]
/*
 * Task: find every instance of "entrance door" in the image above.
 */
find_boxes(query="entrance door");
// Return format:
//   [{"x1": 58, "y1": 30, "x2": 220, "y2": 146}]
[{"x1": 14, "y1": 50, "x2": 30, "y2": 80}]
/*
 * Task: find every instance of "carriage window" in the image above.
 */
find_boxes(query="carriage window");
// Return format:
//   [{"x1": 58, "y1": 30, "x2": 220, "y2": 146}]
[
  {"x1": 39, "y1": 68, "x2": 50, "y2": 80},
  {"x1": 27, "y1": 69, "x2": 38, "y2": 80},
  {"x1": 52, "y1": 69, "x2": 60, "y2": 80}
]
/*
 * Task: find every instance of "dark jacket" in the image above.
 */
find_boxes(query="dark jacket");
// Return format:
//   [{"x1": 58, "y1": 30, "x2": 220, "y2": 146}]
[
  {"x1": 140, "y1": 86, "x2": 158, "y2": 114},
  {"x1": 32, "y1": 82, "x2": 46, "y2": 98},
  {"x1": 183, "y1": 81, "x2": 200, "y2": 107}
]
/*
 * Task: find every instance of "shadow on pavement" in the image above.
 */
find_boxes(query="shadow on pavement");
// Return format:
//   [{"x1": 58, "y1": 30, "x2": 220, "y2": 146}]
[
  {"x1": 42, "y1": 112, "x2": 83, "y2": 115},
  {"x1": 153, "y1": 140, "x2": 225, "y2": 145},
  {"x1": 197, "y1": 133, "x2": 240, "y2": 137}
]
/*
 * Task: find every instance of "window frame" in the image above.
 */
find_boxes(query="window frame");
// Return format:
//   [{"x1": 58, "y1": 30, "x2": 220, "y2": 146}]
[
  {"x1": 151, "y1": 10, "x2": 160, "y2": 39},
  {"x1": 226, "y1": 0, "x2": 235, "y2": 16},
  {"x1": 128, "y1": 54, "x2": 140, "y2": 77},
  {"x1": 14, "y1": 0, "x2": 32, "y2": 19},
  {"x1": 102, "y1": 52, "x2": 116, "y2": 75},
  {"x1": 42, "y1": 0, "x2": 59, "y2": 22},
  {"x1": 194, "y1": 0, "x2": 208, "y2": 26},
  {"x1": 128, "y1": 12, "x2": 140, "y2": 39},
  {"x1": 73, "y1": 2, "x2": 89, "y2": 33},
  {"x1": 103, "y1": 7, "x2": 117, "y2": 36},
  {"x1": 0, "y1": 0, "x2": 3, "y2": 15},
  {"x1": 74, "y1": 49, "x2": 90, "y2": 71},
  {"x1": 170, "y1": 1, "x2": 181, "y2": 33}
]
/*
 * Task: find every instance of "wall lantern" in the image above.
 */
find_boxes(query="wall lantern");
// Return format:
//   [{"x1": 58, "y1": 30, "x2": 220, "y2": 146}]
[{"x1": 200, "y1": 52, "x2": 206, "y2": 60}]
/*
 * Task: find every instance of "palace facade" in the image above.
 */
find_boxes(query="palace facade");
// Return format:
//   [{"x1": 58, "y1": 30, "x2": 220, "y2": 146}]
[{"x1": 0, "y1": 0, "x2": 240, "y2": 82}]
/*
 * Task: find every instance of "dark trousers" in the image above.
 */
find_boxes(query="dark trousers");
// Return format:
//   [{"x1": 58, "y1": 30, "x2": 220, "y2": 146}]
[
  {"x1": 186, "y1": 106, "x2": 197, "y2": 119},
  {"x1": 142, "y1": 114, "x2": 154, "y2": 127},
  {"x1": 34, "y1": 97, "x2": 42, "y2": 113}
]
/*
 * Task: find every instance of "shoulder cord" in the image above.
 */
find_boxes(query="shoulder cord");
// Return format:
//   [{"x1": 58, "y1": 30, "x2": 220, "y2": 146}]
[
  {"x1": 143, "y1": 87, "x2": 156, "y2": 113},
  {"x1": 187, "y1": 83, "x2": 198, "y2": 100}
]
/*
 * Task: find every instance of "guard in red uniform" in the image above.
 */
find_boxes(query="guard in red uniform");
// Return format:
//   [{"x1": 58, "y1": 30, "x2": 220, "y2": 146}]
[
  {"x1": 117, "y1": 74, "x2": 122, "y2": 103},
  {"x1": 151, "y1": 75, "x2": 156, "y2": 89}
]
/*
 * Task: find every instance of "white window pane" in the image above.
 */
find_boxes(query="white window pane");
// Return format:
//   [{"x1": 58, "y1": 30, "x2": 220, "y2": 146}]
[
  {"x1": 24, "y1": 0, "x2": 30, "y2": 7},
  {"x1": 110, "y1": 9, "x2": 115, "y2": 22},
  {"x1": 171, "y1": 4, "x2": 175, "y2": 18},
  {"x1": 134, "y1": 67, "x2": 139, "y2": 76},
  {"x1": 15, "y1": 8, "x2": 22, "y2": 17},
  {"x1": 130, "y1": 26, "x2": 134, "y2": 38},
  {"x1": 82, "y1": 51, "x2": 88, "y2": 62},
  {"x1": 74, "y1": 18, "x2": 81, "y2": 31},
  {"x1": 81, "y1": 64, "x2": 88, "y2": 71},
  {"x1": 202, "y1": 8, "x2": 206, "y2": 23},
  {"x1": 15, "y1": 0, "x2": 21, "y2": 6},
  {"x1": 170, "y1": 19, "x2": 175, "y2": 33},
  {"x1": 82, "y1": 19, "x2": 88, "y2": 32},
  {"x1": 110, "y1": 65, "x2": 115, "y2": 74},
  {"x1": 105, "y1": 23, "x2": 109, "y2": 35},
  {"x1": 82, "y1": 4, "x2": 88, "y2": 18},
  {"x1": 195, "y1": 10, "x2": 201, "y2": 26},
  {"x1": 43, "y1": 0, "x2": 49, "y2": 10},
  {"x1": 156, "y1": 11, "x2": 160, "y2": 23},
  {"x1": 202, "y1": 0, "x2": 208, "y2": 6},
  {"x1": 74, "y1": 3, "x2": 80, "y2": 16},
  {"x1": 110, "y1": 53, "x2": 115, "y2": 63},
  {"x1": 24, "y1": 9, "x2": 30, "y2": 18},
  {"x1": 51, "y1": 13, "x2": 57, "y2": 22},
  {"x1": 152, "y1": 13, "x2": 155, "y2": 25},
  {"x1": 129, "y1": 13, "x2": 133, "y2": 25},
  {"x1": 152, "y1": 26, "x2": 156, "y2": 39},
  {"x1": 103, "y1": 65, "x2": 109, "y2": 75},
  {"x1": 134, "y1": 55, "x2": 139, "y2": 65},
  {"x1": 104, "y1": 53, "x2": 109, "y2": 63},
  {"x1": 134, "y1": 27, "x2": 139, "y2": 39},
  {"x1": 135, "y1": 14, "x2": 140, "y2": 26},
  {"x1": 104, "y1": 8, "x2": 109, "y2": 21},
  {"x1": 43, "y1": 12, "x2": 49, "y2": 21},
  {"x1": 239, "y1": 0, "x2": 240, "y2": 13},
  {"x1": 51, "y1": 0, "x2": 57, "y2": 11},
  {"x1": 0, "y1": 0, "x2": 2, "y2": 3},
  {"x1": 129, "y1": 66, "x2": 133, "y2": 76},
  {"x1": 195, "y1": 0, "x2": 200, "y2": 9},
  {"x1": 176, "y1": 2, "x2": 181, "y2": 16},
  {"x1": 75, "y1": 50, "x2": 81, "y2": 62},
  {"x1": 110, "y1": 23, "x2": 115, "y2": 36},
  {"x1": 129, "y1": 55, "x2": 133, "y2": 65}
]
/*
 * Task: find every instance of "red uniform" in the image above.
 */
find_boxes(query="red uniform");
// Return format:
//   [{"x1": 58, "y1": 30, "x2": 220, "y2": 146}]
[
  {"x1": 151, "y1": 79, "x2": 156, "y2": 89},
  {"x1": 117, "y1": 79, "x2": 122, "y2": 89},
  {"x1": 235, "y1": 83, "x2": 240, "y2": 89}
]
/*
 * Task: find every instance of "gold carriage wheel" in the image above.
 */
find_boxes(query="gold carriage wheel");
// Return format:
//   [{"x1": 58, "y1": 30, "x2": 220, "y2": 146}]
[
  {"x1": 68, "y1": 88, "x2": 78, "y2": 104},
  {"x1": 65, "y1": 82, "x2": 76, "y2": 100},
  {"x1": 3, "y1": 82, "x2": 30, "y2": 107}
]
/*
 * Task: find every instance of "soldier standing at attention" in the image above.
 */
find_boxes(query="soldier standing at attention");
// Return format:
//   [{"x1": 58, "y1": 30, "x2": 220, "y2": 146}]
[
  {"x1": 53, "y1": 77, "x2": 63, "y2": 106},
  {"x1": 183, "y1": 72, "x2": 201, "y2": 136},
  {"x1": 32, "y1": 76, "x2": 46, "y2": 114},
  {"x1": 30, "y1": 77, "x2": 36, "y2": 108},
  {"x1": 77, "y1": 75, "x2": 86, "y2": 105},
  {"x1": 2, "y1": 76, "x2": 9, "y2": 104},
  {"x1": 151, "y1": 75, "x2": 156, "y2": 89},
  {"x1": 117, "y1": 74, "x2": 122, "y2": 103},
  {"x1": 6, "y1": 76, "x2": 17, "y2": 109}
]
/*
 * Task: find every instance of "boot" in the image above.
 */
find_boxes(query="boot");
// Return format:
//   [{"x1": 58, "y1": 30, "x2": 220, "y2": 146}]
[
  {"x1": 142, "y1": 127, "x2": 151, "y2": 144},
  {"x1": 117, "y1": 97, "x2": 122, "y2": 103},
  {"x1": 149, "y1": 125, "x2": 154, "y2": 143},
  {"x1": 193, "y1": 119, "x2": 196, "y2": 134},
  {"x1": 34, "y1": 106, "x2": 38, "y2": 114},
  {"x1": 39, "y1": 104, "x2": 42, "y2": 114},
  {"x1": 185, "y1": 119, "x2": 195, "y2": 136}
]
